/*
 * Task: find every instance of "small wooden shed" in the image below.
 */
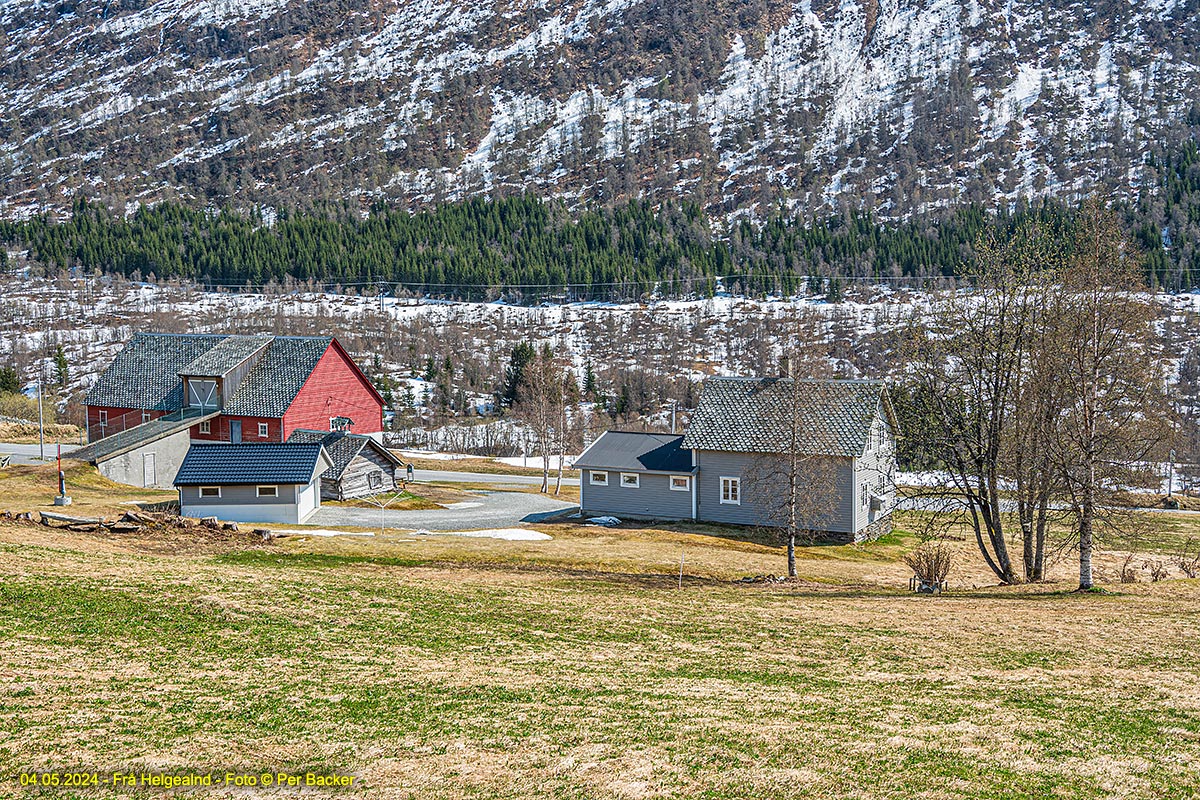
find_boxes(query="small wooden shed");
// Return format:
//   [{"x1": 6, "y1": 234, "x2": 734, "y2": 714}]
[{"x1": 286, "y1": 429, "x2": 407, "y2": 500}]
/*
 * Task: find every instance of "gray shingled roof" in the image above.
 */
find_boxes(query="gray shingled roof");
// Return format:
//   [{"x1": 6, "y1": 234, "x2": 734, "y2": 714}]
[
  {"x1": 84, "y1": 333, "x2": 225, "y2": 410},
  {"x1": 573, "y1": 431, "x2": 694, "y2": 473},
  {"x1": 84, "y1": 333, "x2": 334, "y2": 417},
  {"x1": 286, "y1": 429, "x2": 403, "y2": 479},
  {"x1": 223, "y1": 337, "x2": 331, "y2": 417},
  {"x1": 681, "y1": 378, "x2": 892, "y2": 458},
  {"x1": 174, "y1": 443, "x2": 328, "y2": 485},
  {"x1": 179, "y1": 335, "x2": 272, "y2": 376}
]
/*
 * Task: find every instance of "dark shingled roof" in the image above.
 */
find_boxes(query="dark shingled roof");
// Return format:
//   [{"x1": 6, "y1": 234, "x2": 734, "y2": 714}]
[
  {"x1": 84, "y1": 333, "x2": 225, "y2": 411},
  {"x1": 174, "y1": 442, "x2": 329, "y2": 486},
  {"x1": 84, "y1": 333, "x2": 333, "y2": 417},
  {"x1": 681, "y1": 378, "x2": 893, "y2": 458},
  {"x1": 179, "y1": 335, "x2": 271, "y2": 376},
  {"x1": 223, "y1": 337, "x2": 331, "y2": 417},
  {"x1": 286, "y1": 429, "x2": 404, "y2": 479},
  {"x1": 573, "y1": 431, "x2": 694, "y2": 473}
]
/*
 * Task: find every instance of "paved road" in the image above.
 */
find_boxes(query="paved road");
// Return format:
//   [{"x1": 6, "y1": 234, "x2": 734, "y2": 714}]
[
  {"x1": 0, "y1": 442, "x2": 80, "y2": 465},
  {"x1": 414, "y1": 468, "x2": 580, "y2": 487},
  {"x1": 310, "y1": 490, "x2": 577, "y2": 531}
]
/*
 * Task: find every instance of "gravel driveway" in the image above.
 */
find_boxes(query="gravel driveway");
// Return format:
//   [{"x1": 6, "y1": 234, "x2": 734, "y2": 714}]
[{"x1": 309, "y1": 490, "x2": 576, "y2": 531}]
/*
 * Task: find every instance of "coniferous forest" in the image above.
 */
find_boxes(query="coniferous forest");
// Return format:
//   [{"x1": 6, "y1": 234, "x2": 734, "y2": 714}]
[{"x1": 2, "y1": 138, "x2": 1198, "y2": 302}]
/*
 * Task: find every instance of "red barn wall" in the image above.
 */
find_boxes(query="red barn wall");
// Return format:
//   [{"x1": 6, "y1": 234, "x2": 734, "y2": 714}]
[
  {"x1": 190, "y1": 415, "x2": 282, "y2": 443},
  {"x1": 85, "y1": 406, "x2": 165, "y2": 441},
  {"x1": 282, "y1": 342, "x2": 383, "y2": 439}
]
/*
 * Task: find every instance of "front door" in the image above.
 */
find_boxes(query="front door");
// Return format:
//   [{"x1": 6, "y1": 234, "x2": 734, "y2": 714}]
[
  {"x1": 142, "y1": 453, "x2": 156, "y2": 487},
  {"x1": 230, "y1": 420, "x2": 242, "y2": 443}
]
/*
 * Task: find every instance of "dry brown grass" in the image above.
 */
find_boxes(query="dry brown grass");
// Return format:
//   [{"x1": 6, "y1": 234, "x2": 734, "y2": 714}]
[
  {"x1": 3, "y1": 466, "x2": 1200, "y2": 798},
  {"x1": 0, "y1": 420, "x2": 84, "y2": 444}
]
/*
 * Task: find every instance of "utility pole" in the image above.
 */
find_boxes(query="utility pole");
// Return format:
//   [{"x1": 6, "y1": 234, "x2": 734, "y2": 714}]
[{"x1": 37, "y1": 372, "x2": 45, "y2": 461}]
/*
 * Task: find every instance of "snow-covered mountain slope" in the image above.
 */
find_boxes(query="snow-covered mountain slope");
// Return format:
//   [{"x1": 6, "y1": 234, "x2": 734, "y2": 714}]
[{"x1": 2, "y1": 0, "x2": 1197, "y2": 218}]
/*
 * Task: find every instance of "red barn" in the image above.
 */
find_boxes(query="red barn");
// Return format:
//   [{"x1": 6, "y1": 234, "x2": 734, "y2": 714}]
[{"x1": 74, "y1": 333, "x2": 385, "y2": 488}]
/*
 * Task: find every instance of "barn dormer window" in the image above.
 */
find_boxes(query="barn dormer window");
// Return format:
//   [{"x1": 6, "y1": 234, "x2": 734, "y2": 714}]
[{"x1": 186, "y1": 378, "x2": 219, "y2": 411}]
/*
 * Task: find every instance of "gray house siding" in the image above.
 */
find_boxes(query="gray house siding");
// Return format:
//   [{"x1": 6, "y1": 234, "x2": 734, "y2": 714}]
[
  {"x1": 580, "y1": 470, "x2": 694, "y2": 520},
  {"x1": 96, "y1": 429, "x2": 192, "y2": 489},
  {"x1": 180, "y1": 484, "x2": 300, "y2": 506},
  {"x1": 695, "y1": 449, "x2": 856, "y2": 534}
]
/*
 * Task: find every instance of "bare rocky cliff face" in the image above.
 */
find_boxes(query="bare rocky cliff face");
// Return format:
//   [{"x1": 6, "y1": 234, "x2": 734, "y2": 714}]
[{"x1": 2, "y1": 0, "x2": 1197, "y2": 218}]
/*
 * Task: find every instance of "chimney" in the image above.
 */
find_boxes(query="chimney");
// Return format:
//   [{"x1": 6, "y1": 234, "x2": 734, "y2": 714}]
[{"x1": 780, "y1": 355, "x2": 793, "y2": 378}]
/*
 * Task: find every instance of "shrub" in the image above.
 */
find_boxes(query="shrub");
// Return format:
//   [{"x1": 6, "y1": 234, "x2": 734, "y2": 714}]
[{"x1": 904, "y1": 539, "x2": 952, "y2": 589}]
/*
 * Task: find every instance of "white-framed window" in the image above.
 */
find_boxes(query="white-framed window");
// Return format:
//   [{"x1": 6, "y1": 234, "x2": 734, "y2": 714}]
[
  {"x1": 142, "y1": 411, "x2": 151, "y2": 423},
  {"x1": 589, "y1": 471, "x2": 609, "y2": 486},
  {"x1": 199, "y1": 420, "x2": 211, "y2": 434},
  {"x1": 620, "y1": 473, "x2": 640, "y2": 488},
  {"x1": 98, "y1": 410, "x2": 108, "y2": 426},
  {"x1": 199, "y1": 486, "x2": 221, "y2": 498},
  {"x1": 257, "y1": 486, "x2": 278, "y2": 498},
  {"x1": 720, "y1": 476, "x2": 740, "y2": 505},
  {"x1": 861, "y1": 483, "x2": 869, "y2": 508},
  {"x1": 258, "y1": 422, "x2": 269, "y2": 438},
  {"x1": 670, "y1": 475, "x2": 691, "y2": 492}
]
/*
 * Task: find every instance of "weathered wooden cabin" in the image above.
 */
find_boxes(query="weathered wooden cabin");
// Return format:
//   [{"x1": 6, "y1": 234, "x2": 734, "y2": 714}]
[{"x1": 286, "y1": 429, "x2": 407, "y2": 500}]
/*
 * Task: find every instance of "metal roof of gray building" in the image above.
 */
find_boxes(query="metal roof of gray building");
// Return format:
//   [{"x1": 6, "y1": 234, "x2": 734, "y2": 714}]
[
  {"x1": 179, "y1": 335, "x2": 272, "y2": 376},
  {"x1": 573, "y1": 431, "x2": 694, "y2": 473},
  {"x1": 681, "y1": 378, "x2": 893, "y2": 458},
  {"x1": 174, "y1": 442, "x2": 328, "y2": 485},
  {"x1": 84, "y1": 333, "x2": 333, "y2": 417},
  {"x1": 287, "y1": 429, "x2": 403, "y2": 479},
  {"x1": 70, "y1": 408, "x2": 220, "y2": 464}
]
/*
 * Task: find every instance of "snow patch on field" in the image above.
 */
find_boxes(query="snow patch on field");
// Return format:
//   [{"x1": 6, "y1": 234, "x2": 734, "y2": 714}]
[{"x1": 414, "y1": 527, "x2": 552, "y2": 541}]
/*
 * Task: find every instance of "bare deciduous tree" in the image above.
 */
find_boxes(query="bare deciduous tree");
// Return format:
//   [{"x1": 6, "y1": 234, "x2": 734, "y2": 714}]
[
  {"x1": 1047, "y1": 199, "x2": 1171, "y2": 591},
  {"x1": 744, "y1": 314, "x2": 845, "y2": 578},
  {"x1": 514, "y1": 344, "x2": 573, "y2": 493},
  {"x1": 903, "y1": 222, "x2": 1055, "y2": 584}
]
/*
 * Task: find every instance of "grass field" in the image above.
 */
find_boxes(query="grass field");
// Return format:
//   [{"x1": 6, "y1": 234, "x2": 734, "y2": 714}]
[{"x1": 1, "y1": 465, "x2": 1200, "y2": 798}]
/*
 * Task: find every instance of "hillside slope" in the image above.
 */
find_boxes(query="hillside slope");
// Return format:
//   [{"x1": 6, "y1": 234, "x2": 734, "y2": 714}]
[{"x1": 2, "y1": 0, "x2": 1198, "y2": 218}]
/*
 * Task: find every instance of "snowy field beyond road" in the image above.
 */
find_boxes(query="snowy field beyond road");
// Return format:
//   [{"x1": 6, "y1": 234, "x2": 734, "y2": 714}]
[{"x1": 413, "y1": 468, "x2": 580, "y2": 487}]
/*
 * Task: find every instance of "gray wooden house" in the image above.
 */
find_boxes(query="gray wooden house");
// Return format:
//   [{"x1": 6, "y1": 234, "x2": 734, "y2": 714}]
[
  {"x1": 174, "y1": 442, "x2": 333, "y2": 524},
  {"x1": 576, "y1": 378, "x2": 897, "y2": 542},
  {"x1": 286, "y1": 429, "x2": 407, "y2": 500}
]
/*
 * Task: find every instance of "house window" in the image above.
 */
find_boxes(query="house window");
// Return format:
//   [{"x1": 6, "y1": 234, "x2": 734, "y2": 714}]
[
  {"x1": 199, "y1": 420, "x2": 211, "y2": 434},
  {"x1": 670, "y1": 476, "x2": 691, "y2": 492},
  {"x1": 620, "y1": 473, "x2": 640, "y2": 488},
  {"x1": 199, "y1": 486, "x2": 221, "y2": 498},
  {"x1": 98, "y1": 410, "x2": 108, "y2": 426},
  {"x1": 257, "y1": 486, "x2": 278, "y2": 498},
  {"x1": 720, "y1": 477, "x2": 740, "y2": 505},
  {"x1": 258, "y1": 422, "x2": 269, "y2": 438},
  {"x1": 142, "y1": 411, "x2": 151, "y2": 423},
  {"x1": 861, "y1": 483, "x2": 869, "y2": 508},
  {"x1": 368, "y1": 471, "x2": 384, "y2": 490},
  {"x1": 590, "y1": 471, "x2": 609, "y2": 486}
]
